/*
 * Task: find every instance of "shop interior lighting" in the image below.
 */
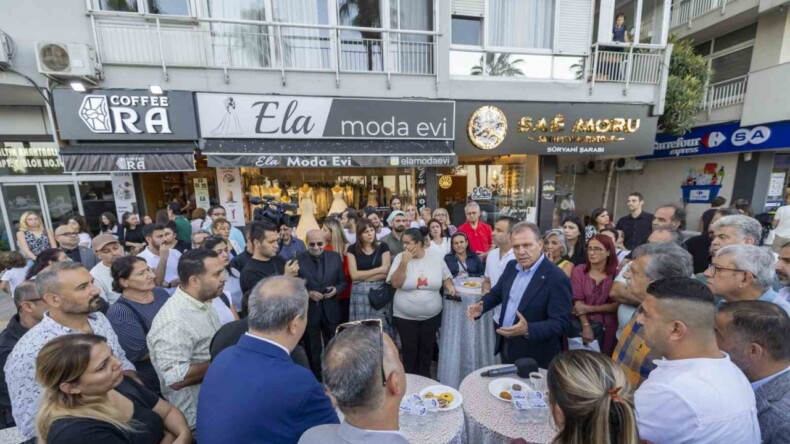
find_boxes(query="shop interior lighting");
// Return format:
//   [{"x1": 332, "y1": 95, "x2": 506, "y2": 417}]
[
  {"x1": 69, "y1": 81, "x2": 86, "y2": 92},
  {"x1": 149, "y1": 84, "x2": 164, "y2": 95}
]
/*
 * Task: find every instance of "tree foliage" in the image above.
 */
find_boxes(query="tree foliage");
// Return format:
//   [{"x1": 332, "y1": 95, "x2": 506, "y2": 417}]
[
  {"x1": 471, "y1": 53, "x2": 525, "y2": 77},
  {"x1": 659, "y1": 36, "x2": 712, "y2": 136}
]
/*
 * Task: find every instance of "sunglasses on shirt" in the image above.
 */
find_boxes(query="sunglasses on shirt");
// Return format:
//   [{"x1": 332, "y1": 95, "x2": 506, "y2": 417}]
[{"x1": 335, "y1": 319, "x2": 386, "y2": 386}]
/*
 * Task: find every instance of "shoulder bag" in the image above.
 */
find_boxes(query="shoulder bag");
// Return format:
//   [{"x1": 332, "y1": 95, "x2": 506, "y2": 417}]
[{"x1": 367, "y1": 245, "x2": 395, "y2": 310}]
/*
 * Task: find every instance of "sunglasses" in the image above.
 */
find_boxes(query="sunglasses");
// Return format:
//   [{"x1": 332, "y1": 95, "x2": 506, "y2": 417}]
[
  {"x1": 336, "y1": 319, "x2": 386, "y2": 386},
  {"x1": 308, "y1": 242, "x2": 325, "y2": 247}
]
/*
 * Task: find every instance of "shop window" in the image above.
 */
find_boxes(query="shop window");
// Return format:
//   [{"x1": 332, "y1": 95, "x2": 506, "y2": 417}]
[
  {"x1": 452, "y1": 15, "x2": 482, "y2": 46},
  {"x1": 0, "y1": 215, "x2": 7, "y2": 251},
  {"x1": 79, "y1": 181, "x2": 117, "y2": 235}
]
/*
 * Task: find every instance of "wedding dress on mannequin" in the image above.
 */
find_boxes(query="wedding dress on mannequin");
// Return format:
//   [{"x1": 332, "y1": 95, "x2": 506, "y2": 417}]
[
  {"x1": 328, "y1": 184, "x2": 348, "y2": 215},
  {"x1": 295, "y1": 184, "x2": 320, "y2": 241}
]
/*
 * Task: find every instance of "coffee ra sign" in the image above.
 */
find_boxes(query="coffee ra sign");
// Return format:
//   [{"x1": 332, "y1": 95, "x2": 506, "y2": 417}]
[{"x1": 52, "y1": 89, "x2": 198, "y2": 141}]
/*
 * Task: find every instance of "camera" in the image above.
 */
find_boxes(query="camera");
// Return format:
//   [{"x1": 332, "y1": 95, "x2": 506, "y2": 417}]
[{"x1": 250, "y1": 196, "x2": 300, "y2": 228}]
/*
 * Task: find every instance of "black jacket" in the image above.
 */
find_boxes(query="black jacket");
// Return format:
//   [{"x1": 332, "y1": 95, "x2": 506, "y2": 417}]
[
  {"x1": 297, "y1": 250, "x2": 347, "y2": 325},
  {"x1": 0, "y1": 315, "x2": 29, "y2": 426}
]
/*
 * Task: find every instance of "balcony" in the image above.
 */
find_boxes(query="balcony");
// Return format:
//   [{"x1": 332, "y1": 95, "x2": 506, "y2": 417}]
[
  {"x1": 589, "y1": 43, "x2": 669, "y2": 94},
  {"x1": 700, "y1": 75, "x2": 748, "y2": 111},
  {"x1": 668, "y1": 0, "x2": 759, "y2": 40},
  {"x1": 87, "y1": 11, "x2": 437, "y2": 86}
]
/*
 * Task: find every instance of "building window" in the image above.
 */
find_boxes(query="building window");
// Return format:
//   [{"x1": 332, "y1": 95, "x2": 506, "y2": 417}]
[
  {"x1": 710, "y1": 47, "x2": 753, "y2": 83},
  {"x1": 452, "y1": 16, "x2": 482, "y2": 46},
  {"x1": 146, "y1": 0, "x2": 190, "y2": 15},
  {"x1": 99, "y1": 0, "x2": 138, "y2": 12},
  {"x1": 488, "y1": 0, "x2": 553, "y2": 50}
]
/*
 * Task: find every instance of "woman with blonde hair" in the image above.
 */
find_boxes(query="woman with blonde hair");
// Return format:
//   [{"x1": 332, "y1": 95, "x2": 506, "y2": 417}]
[
  {"x1": 546, "y1": 349, "x2": 641, "y2": 444},
  {"x1": 322, "y1": 217, "x2": 350, "y2": 255},
  {"x1": 16, "y1": 211, "x2": 55, "y2": 262},
  {"x1": 35, "y1": 334, "x2": 191, "y2": 444},
  {"x1": 432, "y1": 207, "x2": 457, "y2": 237}
]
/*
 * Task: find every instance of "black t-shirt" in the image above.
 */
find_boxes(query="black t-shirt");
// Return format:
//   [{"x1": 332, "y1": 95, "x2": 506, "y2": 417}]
[
  {"x1": 615, "y1": 212, "x2": 655, "y2": 251},
  {"x1": 47, "y1": 376, "x2": 163, "y2": 444},
  {"x1": 231, "y1": 250, "x2": 252, "y2": 273},
  {"x1": 240, "y1": 256, "x2": 286, "y2": 295},
  {"x1": 701, "y1": 208, "x2": 718, "y2": 234},
  {"x1": 683, "y1": 234, "x2": 713, "y2": 275},
  {"x1": 121, "y1": 226, "x2": 145, "y2": 246},
  {"x1": 348, "y1": 242, "x2": 390, "y2": 271}
]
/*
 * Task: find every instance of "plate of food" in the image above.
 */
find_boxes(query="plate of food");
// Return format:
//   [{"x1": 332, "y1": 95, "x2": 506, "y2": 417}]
[
  {"x1": 420, "y1": 385, "x2": 463, "y2": 411},
  {"x1": 488, "y1": 377, "x2": 528, "y2": 402},
  {"x1": 461, "y1": 281, "x2": 482, "y2": 289}
]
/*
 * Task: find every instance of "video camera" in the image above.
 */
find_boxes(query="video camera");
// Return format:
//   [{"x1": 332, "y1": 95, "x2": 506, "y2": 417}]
[{"x1": 250, "y1": 196, "x2": 300, "y2": 228}]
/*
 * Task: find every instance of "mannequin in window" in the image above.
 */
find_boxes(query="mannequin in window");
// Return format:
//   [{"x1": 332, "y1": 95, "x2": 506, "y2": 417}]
[
  {"x1": 270, "y1": 179, "x2": 282, "y2": 198},
  {"x1": 366, "y1": 189, "x2": 379, "y2": 208},
  {"x1": 296, "y1": 184, "x2": 320, "y2": 241},
  {"x1": 328, "y1": 183, "x2": 348, "y2": 216}
]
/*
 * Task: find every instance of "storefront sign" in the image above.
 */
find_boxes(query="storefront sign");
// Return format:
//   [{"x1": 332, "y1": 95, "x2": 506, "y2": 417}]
[
  {"x1": 0, "y1": 146, "x2": 63, "y2": 175},
  {"x1": 111, "y1": 172, "x2": 139, "y2": 221},
  {"x1": 541, "y1": 180, "x2": 556, "y2": 200},
  {"x1": 471, "y1": 186, "x2": 493, "y2": 200},
  {"x1": 416, "y1": 168, "x2": 428, "y2": 209},
  {"x1": 207, "y1": 154, "x2": 456, "y2": 168},
  {"x1": 59, "y1": 149, "x2": 196, "y2": 173},
  {"x1": 640, "y1": 120, "x2": 790, "y2": 159},
  {"x1": 53, "y1": 89, "x2": 198, "y2": 141},
  {"x1": 216, "y1": 168, "x2": 245, "y2": 226},
  {"x1": 456, "y1": 102, "x2": 657, "y2": 155},
  {"x1": 768, "y1": 172, "x2": 786, "y2": 200},
  {"x1": 193, "y1": 178, "x2": 210, "y2": 211},
  {"x1": 196, "y1": 94, "x2": 454, "y2": 140}
]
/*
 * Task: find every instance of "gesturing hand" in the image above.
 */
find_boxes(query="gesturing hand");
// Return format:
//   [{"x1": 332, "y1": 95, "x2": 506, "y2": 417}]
[
  {"x1": 496, "y1": 311, "x2": 528, "y2": 337},
  {"x1": 309, "y1": 291, "x2": 323, "y2": 302},
  {"x1": 467, "y1": 301, "x2": 484, "y2": 321},
  {"x1": 285, "y1": 260, "x2": 300, "y2": 277}
]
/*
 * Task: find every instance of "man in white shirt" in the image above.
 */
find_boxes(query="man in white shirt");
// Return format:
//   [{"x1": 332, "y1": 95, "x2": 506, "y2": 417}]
[
  {"x1": 341, "y1": 209, "x2": 359, "y2": 244},
  {"x1": 138, "y1": 223, "x2": 181, "y2": 295},
  {"x1": 366, "y1": 212, "x2": 391, "y2": 240},
  {"x1": 634, "y1": 277, "x2": 761, "y2": 444},
  {"x1": 483, "y1": 216, "x2": 517, "y2": 326},
  {"x1": 90, "y1": 233, "x2": 125, "y2": 304},
  {"x1": 715, "y1": 300, "x2": 790, "y2": 444},
  {"x1": 772, "y1": 195, "x2": 790, "y2": 252}
]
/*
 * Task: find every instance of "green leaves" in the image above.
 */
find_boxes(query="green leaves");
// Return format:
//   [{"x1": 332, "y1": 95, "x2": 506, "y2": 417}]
[
  {"x1": 470, "y1": 53, "x2": 525, "y2": 77},
  {"x1": 659, "y1": 36, "x2": 712, "y2": 136}
]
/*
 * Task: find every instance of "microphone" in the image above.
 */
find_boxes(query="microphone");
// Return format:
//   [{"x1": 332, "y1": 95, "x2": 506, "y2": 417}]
[{"x1": 480, "y1": 358, "x2": 539, "y2": 378}]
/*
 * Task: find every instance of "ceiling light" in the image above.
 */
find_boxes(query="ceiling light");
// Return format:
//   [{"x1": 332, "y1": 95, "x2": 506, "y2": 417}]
[
  {"x1": 69, "y1": 82, "x2": 86, "y2": 92},
  {"x1": 149, "y1": 84, "x2": 163, "y2": 95}
]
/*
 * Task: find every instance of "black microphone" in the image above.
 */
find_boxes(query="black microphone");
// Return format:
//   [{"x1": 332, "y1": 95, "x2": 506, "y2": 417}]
[{"x1": 480, "y1": 358, "x2": 539, "y2": 378}]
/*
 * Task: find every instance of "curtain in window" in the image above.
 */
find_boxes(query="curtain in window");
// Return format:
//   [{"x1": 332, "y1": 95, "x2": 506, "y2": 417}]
[
  {"x1": 710, "y1": 47, "x2": 752, "y2": 83},
  {"x1": 273, "y1": 0, "x2": 330, "y2": 69},
  {"x1": 391, "y1": 0, "x2": 433, "y2": 73},
  {"x1": 489, "y1": 0, "x2": 553, "y2": 50},
  {"x1": 208, "y1": 0, "x2": 271, "y2": 68}
]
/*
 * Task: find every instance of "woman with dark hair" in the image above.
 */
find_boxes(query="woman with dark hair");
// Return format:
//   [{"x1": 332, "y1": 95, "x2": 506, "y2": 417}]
[
  {"x1": 347, "y1": 220, "x2": 393, "y2": 334},
  {"x1": 387, "y1": 228, "x2": 457, "y2": 377},
  {"x1": 584, "y1": 208, "x2": 613, "y2": 242},
  {"x1": 733, "y1": 198, "x2": 754, "y2": 217},
  {"x1": 99, "y1": 212, "x2": 119, "y2": 239},
  {"x1": 155, "y1": 209, "x2": 169, "y2": 226},
  {"x1": 119, "y1": 213, "x2": 145, "y2": 255},
  {"x1": 571, "y1": 234, "x2": 620, "y2": 355},
  {"x1": 389, "y1": 196, "x2": 402, "y2": 212},
  {"x1": 106, "y1": 256, "x2": 170, "y2": 395},
  {"x1": 190, "y1": 208, "x2": 206, "y2": 234},
  {"x1": 203, "y1": 236, "x2": 241, "y2": 323},
  {"x1": 66, "y1": 215, "x2": 92, "y2": 248},
  {"x1": 34, "y1": 334, "x2": 191, "y2": 444},
  {"x1": 546, "y1": 350, "x2": 640, "y2": 444},
  {"x1": 444, "y1": 232, "x2": 484, "y2": 278},
  {"x1": 563, "y1": 215, "x2": 587, "y2": 266},
  {"x1": 426, "y1": 218, "x2": 451, "y2": 256},
  {"x1": 26, "y1": 248, "x2": 69, "y2": 280}
]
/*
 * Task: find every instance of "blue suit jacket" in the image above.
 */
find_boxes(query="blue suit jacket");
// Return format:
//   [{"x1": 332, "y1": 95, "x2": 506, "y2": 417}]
[
  {"x1": 196, "y1": 335, "x2": 339, "y2": 444},
  {"x1": 480, "y1": 257, "x2": 572, "y2": 369}
]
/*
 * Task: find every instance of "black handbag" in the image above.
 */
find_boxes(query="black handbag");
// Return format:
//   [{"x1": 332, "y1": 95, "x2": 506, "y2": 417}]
[
  {"x1": 569, "y1": 318, "x2": 605, "y2": 346},
  {"x1": 367, "y1": 246, "x2": 395, "y2": 310}
]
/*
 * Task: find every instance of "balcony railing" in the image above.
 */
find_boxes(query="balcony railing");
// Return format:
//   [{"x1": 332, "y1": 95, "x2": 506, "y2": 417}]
[
  {"x1": 87, "y1": 11, "x2": 437, "y2": 86},
  {"x1": 701, "y1": 75, "x2": 748, "y2": 111},
  {"x1": 670, "y1": 0, "x2": 737, "y2": 28},
  {"x1": 590, "y1": 44, "x2": 668, "y2": 92}
]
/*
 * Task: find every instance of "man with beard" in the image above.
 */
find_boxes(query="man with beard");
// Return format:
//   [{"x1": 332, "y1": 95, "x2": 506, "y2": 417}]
[
  {"x1": 297, "y1": 229, "x2": 347, "y2": 380},
  {"x1": 382, "y1": 211, "x2": 408, "y2": 257},
  {"x1": 138, "y1": 223, "x2": 181, "y2": 295},
  {"x1": 776, "y1": 241, "x2": 790, "y2": 303},
  {"x1": 90, "y1": 233, "x2": 125, "y2": 304},
  {"x1": 4, "y1": 262, "x2": 137, "y2": 440},
  {"x1": 278, "y1": 223, "x2": 306, "y2": 262},
  {"x1": 240, "y1": 222, "x2": 300, "y2": 315},
  {"x1": 147, "y1": 249, "x2": 226, "y2": 431},
  {"x1": 366, "y1": 211, "x2": 391, "y2": 240},
  {"x1": 340, "y1": 209, "x2": 360, "y2": 244}
]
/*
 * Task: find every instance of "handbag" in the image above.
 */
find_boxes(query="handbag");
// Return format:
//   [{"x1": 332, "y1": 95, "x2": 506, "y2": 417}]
[
  {"x1": 367, "y1": 246, "x2": 395, "y2": 310},
  {"x1": 569, "y1": 318, "x2": 605, "y2": 346}
]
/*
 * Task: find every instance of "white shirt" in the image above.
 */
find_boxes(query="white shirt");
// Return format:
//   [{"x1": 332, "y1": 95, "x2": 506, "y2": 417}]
[
  {"x1": 78, "y1": 232, "x2": 92, "y2": 248},
  {"x1": 774, "y1": 205, "x2": 790, "y2": 237},
  {"x1": 376, "y1": 227, "x2": 392, "y2": 240},
  {"x1": 387, "y1": 250, "x2": 452, "y2": 321},
  {"x1": 244, "y1": 332, "x2": 290, "y2": 356},
  {"x1": 138, "y1": 247, "x2": 182, "y2": 295},
  {"x1": 635, "y1": 353, "x2": 761, "y2": 444},
  {"x1": 1, "y1": 266, "x2": 29, "y2": 297},
  {"x1": 344, "y1": 229, "x2": 357, "y2": 245},
  {"x1": 428, "y1": 237, "x2": 451, "y2": 256},
  {"x1": 614, "y1": 263, "x2": 638, "y2": 339},
  {"x1": 485, "y1": 247, "x2": 515, "y2": 325},
  {"x1": 211, "y1": 297, "x2": 236, "y2": 326},
  {"x1": 90, "y1": 262, "x2": 121, "y2": 304}
]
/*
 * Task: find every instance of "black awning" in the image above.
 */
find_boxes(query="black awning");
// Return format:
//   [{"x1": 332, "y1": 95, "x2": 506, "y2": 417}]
[
  {"x1": 59, "y1": 144, "x2": 196, "y2": 173},
  {"x1": 202, "y1": 139, "x2": 456, "y2": 168}
]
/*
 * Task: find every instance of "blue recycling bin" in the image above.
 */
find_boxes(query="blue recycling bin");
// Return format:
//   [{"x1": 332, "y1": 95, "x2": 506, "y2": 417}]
[{"x1": 681, "y1": 185, "x2": 722, "y2": 204}]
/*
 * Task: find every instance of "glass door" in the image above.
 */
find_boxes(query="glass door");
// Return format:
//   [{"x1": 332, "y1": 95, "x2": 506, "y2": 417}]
[
  {"x1": 0, "y1": 183, "x2": 81, "y2": 250},
  {"x1": 42, "y1": 184, "x2": 80, "y2": 230}
]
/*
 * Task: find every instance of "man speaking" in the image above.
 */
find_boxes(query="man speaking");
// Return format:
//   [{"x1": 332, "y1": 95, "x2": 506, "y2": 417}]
[{"x1": 467, "y1": 222, "x2": 572, "y2": 369}]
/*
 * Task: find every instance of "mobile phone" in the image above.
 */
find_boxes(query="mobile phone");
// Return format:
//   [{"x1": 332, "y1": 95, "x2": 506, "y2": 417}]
[{"x1": 324, "y1": 287, "x2": 332, "y2": 294}]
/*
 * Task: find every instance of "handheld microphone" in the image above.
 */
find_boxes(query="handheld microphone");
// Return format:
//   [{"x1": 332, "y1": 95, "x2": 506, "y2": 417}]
[
  {"x1": 480, "y1": 358, "x2": 539, "y2": 378},
  {"x1": 480, "y1": 365, "x2": 516, "y2": 377}
]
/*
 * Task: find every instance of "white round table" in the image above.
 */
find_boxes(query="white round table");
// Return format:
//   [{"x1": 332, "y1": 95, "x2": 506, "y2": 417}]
[
  {"x1": 459, "y1": 365, "x2": 556, "y2": 444},
  {"x1": 0, "y1": 427, "x2": 25, "y2": 444}
]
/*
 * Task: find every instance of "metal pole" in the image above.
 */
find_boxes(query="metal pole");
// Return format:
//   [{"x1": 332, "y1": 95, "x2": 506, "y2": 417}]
[
  {"x1": 623, "y1": 45, "x2": 635, "y2": 95},
  {"x1": 276, "y1": 25, "x2": 286, "y2": 86},
  {"x1": 155, "y1": 18, "x2": 169, "y2": 81}
]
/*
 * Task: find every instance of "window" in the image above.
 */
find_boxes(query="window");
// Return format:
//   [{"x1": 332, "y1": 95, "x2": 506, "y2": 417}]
[
  {"x1": 694, "y1": 40, "x2": 712, "y2": 57},
  {"x1": 710, "y1": 47, "x2": 752, "y2": 83},
  {"x1": 713, "y1": 23, "x2": 757, "y2": 53},
  {"x1": 488, "y1": 0, "x2": 554, "y2": 50},
  {"x1": 452, "y1": 16, "x2": 482, "y2": 46},
  {"x1": 146, "y1": 0, "x2": 190, "y2": 15},
  {"x1": 99, "y1": 0, "x2": 137, "y2": 12}
]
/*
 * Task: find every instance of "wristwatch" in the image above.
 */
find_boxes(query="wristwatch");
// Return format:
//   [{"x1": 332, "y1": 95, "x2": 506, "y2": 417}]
[{"x1": 165, "y1": 282, "x2": 171, "y2": 289}]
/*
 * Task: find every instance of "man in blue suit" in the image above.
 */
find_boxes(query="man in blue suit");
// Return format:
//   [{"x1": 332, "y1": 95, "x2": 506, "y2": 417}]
[
  {"x1": 197, "y1": 275, "x2": 339, "y2": 444},
  {"x1": 468, "y1": 222, "x2": 572, "y2": 369}
]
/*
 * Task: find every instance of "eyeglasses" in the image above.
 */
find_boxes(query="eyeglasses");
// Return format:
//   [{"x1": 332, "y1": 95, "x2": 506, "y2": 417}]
[
  {"x1": 587, "y1": 247, "x2": 606, "y2": 254},
  {"x1": 336, "y1": 319, "x2": 386, "y2": 386},
  {"x1": 57, "y1": 232, "x2": 79, "y2": 237},
  {"x1": 707, "y1": 263, "x2": 747, "y2": 276},
  {"x1": 308, "y1": 242, "x2": 325, "y2": 247}
]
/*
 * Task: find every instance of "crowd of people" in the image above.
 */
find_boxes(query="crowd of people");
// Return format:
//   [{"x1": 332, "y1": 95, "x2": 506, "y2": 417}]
[{"x1": 0, "y1": 192, "x2": 787, "y2": 444}]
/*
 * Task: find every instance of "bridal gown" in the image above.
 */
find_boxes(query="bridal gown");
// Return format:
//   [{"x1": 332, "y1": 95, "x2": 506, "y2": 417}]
[
  {"x1": 295, "y1": 188, "x2": 321, "y2": 241},
  {"x1": 328, "y1": 189, "x2": 348, "y2": 215}
]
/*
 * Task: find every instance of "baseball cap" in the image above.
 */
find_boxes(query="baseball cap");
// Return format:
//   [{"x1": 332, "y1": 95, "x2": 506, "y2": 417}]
[
  {"x1": 387, "y1": 210, "x2": 406, "y2": 226},
  {"x1": 93, "y1": 233, "x2": 120, "y2": 251}
]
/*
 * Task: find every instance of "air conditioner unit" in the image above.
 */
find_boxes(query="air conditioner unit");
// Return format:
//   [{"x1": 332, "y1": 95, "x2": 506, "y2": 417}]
[
  {"x1": 35, "y1": 42, "x2": 97, "y2": 78},
  {"x1": 615, "y1": 157, "x2": 645, "y2": 171}
]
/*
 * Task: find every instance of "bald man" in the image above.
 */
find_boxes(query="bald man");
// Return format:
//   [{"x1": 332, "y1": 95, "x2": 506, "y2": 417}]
[
  {"x1": 297, "y1": 229, "x2": 348, "y2": 380},
  {"x1": 54, "y1": 225, "x2": 98, "y2": 268}
]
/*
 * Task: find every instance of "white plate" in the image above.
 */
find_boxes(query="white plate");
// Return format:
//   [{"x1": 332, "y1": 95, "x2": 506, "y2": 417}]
[
  {"x1": 488, "y1": 377, "x2": 529, "y2": 402},
  {"x1": 419, "y1": 385, "x2": 463, "y2": 411}
]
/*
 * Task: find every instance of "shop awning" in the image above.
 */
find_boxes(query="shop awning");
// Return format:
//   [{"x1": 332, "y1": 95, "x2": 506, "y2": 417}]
[
  {"x1": 202, "y1": 139, "x2": 456, "y2": 168},
  {"x1": 59, "y1": 144, "x2": 196, "y2": 173}
]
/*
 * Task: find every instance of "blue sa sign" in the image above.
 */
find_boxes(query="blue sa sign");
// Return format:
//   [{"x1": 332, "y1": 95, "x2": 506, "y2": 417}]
[{"x1": 638, "y1": 121, "x2": 789, "y2": 160}]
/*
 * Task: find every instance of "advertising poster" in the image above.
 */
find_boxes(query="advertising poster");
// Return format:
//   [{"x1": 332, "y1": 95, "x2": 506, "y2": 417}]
[
  {"x1": 193, "y1": 178, "x2": 211, "y2": 211},
  {"x1": 216, "y1": 168, "x2": 245, "y2": 226},
  {"x1": 111, "y1": 172, "x2": 138, "y2": 221}
]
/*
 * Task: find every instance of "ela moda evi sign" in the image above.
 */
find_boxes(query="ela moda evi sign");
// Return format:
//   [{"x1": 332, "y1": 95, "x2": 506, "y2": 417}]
[{"x1": 196, "y1": 94, "x2": 455, "y2": 140}]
